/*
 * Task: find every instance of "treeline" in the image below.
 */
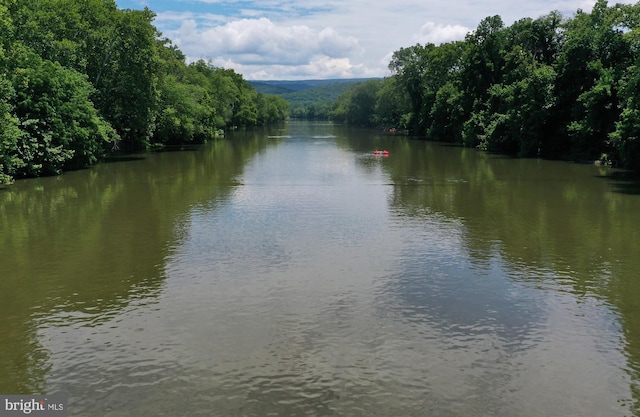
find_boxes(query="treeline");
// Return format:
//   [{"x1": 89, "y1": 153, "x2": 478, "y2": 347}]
[
  {"x1": 331, "y1": 0, "x2": 640, "y2": 170},
  {"x1": 251, "y1": 79, "x2": 373, "y2": 120},
  {"x1": 287, "y1": 83, "x2": 346, "y2": 120},
  {"x1": 0, "y1": 0, "x2": 288, "y2": 184},
  {"x1": 290, "y1": 101, "x2": 334, "y2": 120}
]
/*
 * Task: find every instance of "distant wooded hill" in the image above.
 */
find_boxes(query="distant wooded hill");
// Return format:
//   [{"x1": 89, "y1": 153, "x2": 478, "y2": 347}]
[
  {"x1": 249, "y1": 78, "x2": 382, "y2": 119},
  {"x1": 249, "y1": 79, "x2": 381, "y2": 104}
]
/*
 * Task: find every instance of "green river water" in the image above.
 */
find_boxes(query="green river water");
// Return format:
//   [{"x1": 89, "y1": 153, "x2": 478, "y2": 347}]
[{"x1": 1, "y1": 120, "x2": 640, "y2": 416}]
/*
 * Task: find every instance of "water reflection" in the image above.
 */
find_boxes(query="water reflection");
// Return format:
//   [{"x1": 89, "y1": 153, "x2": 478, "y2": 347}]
[
  {"x1": 363, "y1": 134, "x2": 640, "y2": 415},
  {"x1": 0, "y1": 132, "x2": 275, "y2": 395},
  {"x1": 2, "y1": 121, "x2": 640, "y2": 416}
]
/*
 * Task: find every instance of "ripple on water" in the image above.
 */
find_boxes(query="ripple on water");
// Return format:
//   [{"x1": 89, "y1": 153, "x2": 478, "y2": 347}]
[{"x1": 23, "y1": 124, "x2": 638, "y2": 417}]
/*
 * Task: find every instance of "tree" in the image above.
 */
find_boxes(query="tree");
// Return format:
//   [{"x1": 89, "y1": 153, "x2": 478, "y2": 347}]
[
  {"x1": 375, "y1": 76, "x2": 411, "y2": 129},
  {"x1": 551, "y1": 0, "x2": 631, "y2": 161},
  {"x1": 388, "y1": 44, "x2": 432, "y2": 132},
  {"x1": 459, "y1": 15, "x2": 507, "y2": 148},
  {"x1": 256, "y1": 93, "x2": 289, "y2": 125},
  {"x1": 461, "y1": 15, "x2": 507, "y2": 100},
  {"x1": 479, "y1": 59, "x2": 556, "y2": 156},
  {"x1": 0, "y1": 75, "x2": 23, "y2": 184},
  {"x1": 5, "y1": 45, "x2": 116, "y2": 178},
  {"x1": 0, "y1": 0, "x2": 289, "y2": 183},
  {"x1": 6, "y1": 0, "x2": 159, "y2": 151},
  {"x1": 331, "y1": 80, "x2": 382, "y2": 126},
  {"x1": 429, "y1": 81, "x2": 466, "y2": 142},
  {"x1": 474, "y1": 14, "x2": 561, "y2": 156},
  {"x1": 91, "y1": 8, "x2": 159, "y2": 150},
  {"x1": 609, "y1": 2, "x2": 640, "y2": 169}
]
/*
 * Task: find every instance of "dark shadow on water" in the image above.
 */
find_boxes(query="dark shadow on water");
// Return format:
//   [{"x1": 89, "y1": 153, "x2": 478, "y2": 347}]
[
  {"x1": 436, "y1": 142, "x2": 465, "y2": 148},
  {"x1": 152, "y1": 144, "x2": 203, "y2": 152},
  {"x1": 598, "y1": 170, "x2": 640, "y2": 195},
  {"x1": 104, "y1": 145, "x2": 202, "y2": 163},
  {"x1": 103, "y1": 155, "x2": 147, "y2": 163}
]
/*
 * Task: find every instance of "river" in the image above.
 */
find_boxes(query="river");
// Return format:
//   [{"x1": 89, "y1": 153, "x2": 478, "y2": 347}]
[{"x1": 1, "y1": 120, "x2": 640, "y2": 416}]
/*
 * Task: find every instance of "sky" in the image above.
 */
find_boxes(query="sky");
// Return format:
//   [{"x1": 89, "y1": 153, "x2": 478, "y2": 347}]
[{"x1": 114, "y1": 0, "x2": 634, "y2": 80}]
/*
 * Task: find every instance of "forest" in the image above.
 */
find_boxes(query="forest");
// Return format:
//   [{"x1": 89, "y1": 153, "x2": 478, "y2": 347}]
[
  {"x1": 250, "y1": 79, "x2": 379, "y2": 120},
  {"x1": 3, "y1": 0, "x2": 640, "y2": 183},
  {"x1": 0, "y1": 0, "x2": 289, "y2": 184},
  {"x1": 331, "y1": 0, "x2": 640, "y2": 170}
]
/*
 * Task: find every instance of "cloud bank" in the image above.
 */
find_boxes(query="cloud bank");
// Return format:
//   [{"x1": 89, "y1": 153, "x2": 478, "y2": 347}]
[
  {"x1": 117, "y1": 0, "x2": 640, "y2": 80},
  {"x1": 166, "y1": 17, "x2": 374, "y2": 79},
  {"x1": 413, "y1": 22, "x2": 471, "y2": 45}
]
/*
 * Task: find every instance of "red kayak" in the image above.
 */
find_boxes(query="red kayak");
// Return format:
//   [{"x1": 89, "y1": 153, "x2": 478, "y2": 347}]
[{"x1": 373, "y1": 150, "x2": 390, "y2": 156}]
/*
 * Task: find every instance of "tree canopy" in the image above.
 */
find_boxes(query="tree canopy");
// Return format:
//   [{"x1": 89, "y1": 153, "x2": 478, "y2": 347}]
[
  {"x1": 0, "y1": 0, "x2": 288, "y2": 184},
  {"x1": 332, "y1": 0, "x2": 640, "y2": 170}
]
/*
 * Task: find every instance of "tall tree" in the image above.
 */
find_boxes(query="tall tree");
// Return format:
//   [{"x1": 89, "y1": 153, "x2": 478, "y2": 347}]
[
  {"x1": 551, "y1": 0, "x2": 631, "y2": 160},
  {"x1": 475, "y1": 14, "x2": 561, "y2": 156},
  {"x1": 375, "y1": 76, "x2": 411, "y2": 129},
  {"x1": 331, "y1": 80, "x2": 382, "y2": 127},
  {"x1": 6, "y1": 45, "x2": 116, "y2": 178},
  {"x1": 460, "y1": 15, "x2": 507, "y2": 147},
  {"x1": 609, "y1": 2, "x2": 640, "y2": 169},
  {"x1": 90, "y1": 8, "x2": 159, "y2": 150},
  {"x1": 388, "y1": 44, "x2": 432, "y2": 132}
]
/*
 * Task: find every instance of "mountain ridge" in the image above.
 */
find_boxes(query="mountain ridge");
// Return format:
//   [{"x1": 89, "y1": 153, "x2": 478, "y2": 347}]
[
  {"x1": 248, "y1": 78, "x2": 383, "y2": 119},
  {"x1": 248, "y1": 78, "x2": 382, "y2": 95}
]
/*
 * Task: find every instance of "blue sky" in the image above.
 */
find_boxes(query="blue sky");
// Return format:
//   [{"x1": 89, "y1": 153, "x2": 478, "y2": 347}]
[{"x1": 114, "y1": 0, "x2": 635, "y2": 80}]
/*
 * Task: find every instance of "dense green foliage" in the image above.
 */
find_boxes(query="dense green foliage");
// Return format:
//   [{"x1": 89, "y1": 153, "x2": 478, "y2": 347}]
[
  {"x1": 330, "y1": 80, "x2": 384, "y2": 126},
  {"x1": 251, "y1": 79, "x2": 381, "y2": 120},
  {"x1": 285, "y1": 82, "x2": 370, "y2": 119},
  {"x1": 0, "y1": 0, "x2": 287, "y2": 184},
  {"x1": 333, "y1": 0, "x2": 640, "y2": 169}
]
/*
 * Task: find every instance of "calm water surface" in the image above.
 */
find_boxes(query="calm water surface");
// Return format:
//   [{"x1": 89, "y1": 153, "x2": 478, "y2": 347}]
[{"x1": 2, "y1": 120, "x2": 640, "y2": 416}]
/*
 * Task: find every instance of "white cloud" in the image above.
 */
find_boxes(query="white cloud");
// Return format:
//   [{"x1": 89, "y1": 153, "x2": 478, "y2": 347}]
[
  {"x1": 412, "y1": 22, "x2": 471, "y2": 45},
  {"x1": 139, "y1": 0, "x2": 640, "y2": 79},
  {"x1": 170, "y1": 17, "x2": 364, "y2": 71},
  {"x1": 204, "y1": 55, "x2": 381, "y2": 80}
]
